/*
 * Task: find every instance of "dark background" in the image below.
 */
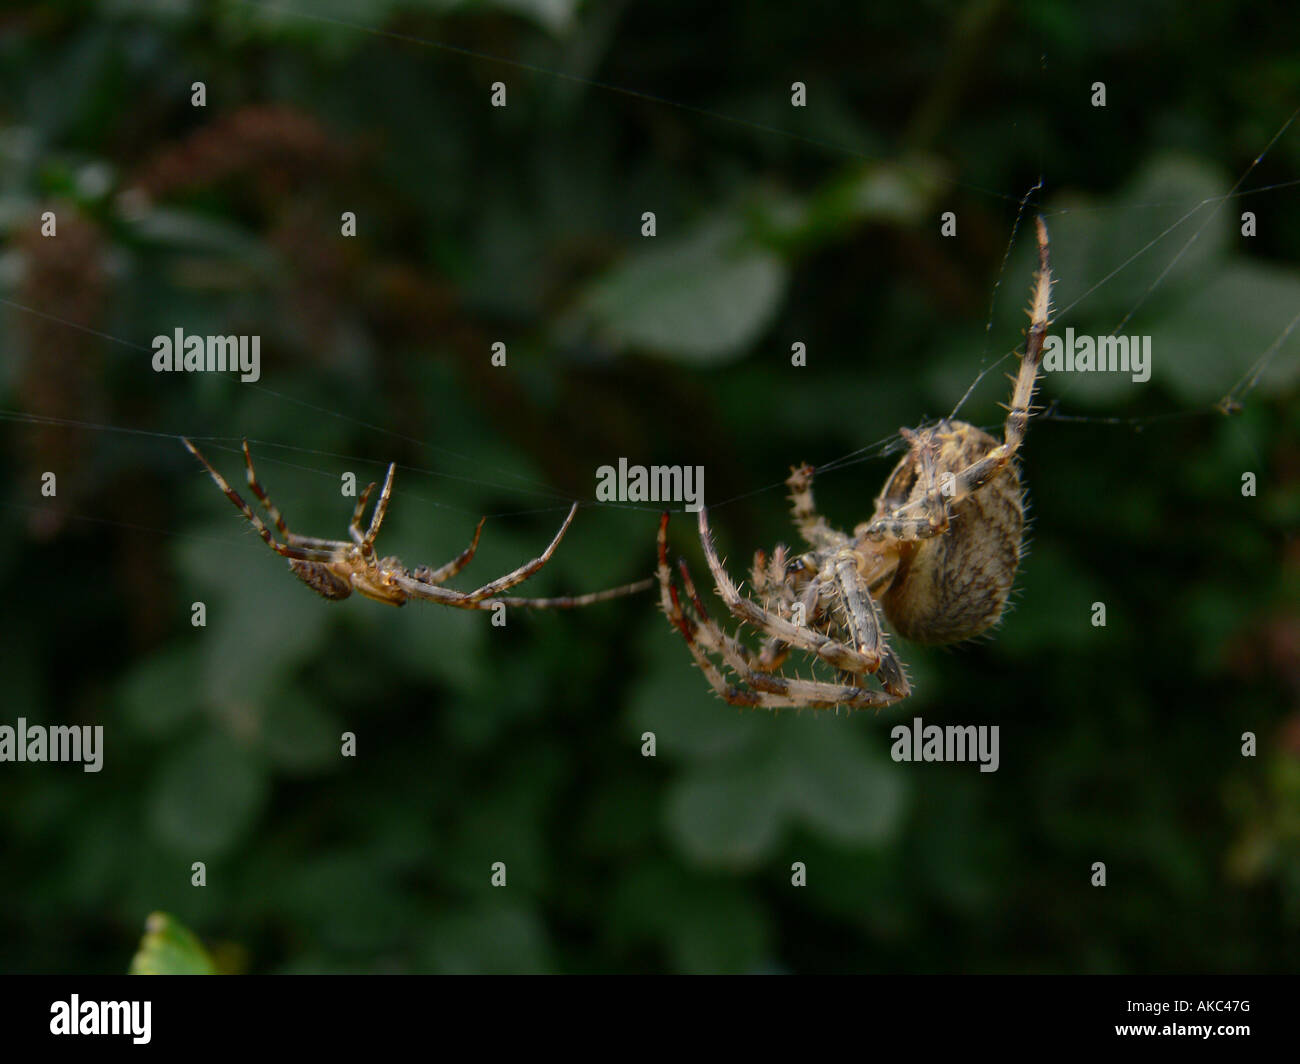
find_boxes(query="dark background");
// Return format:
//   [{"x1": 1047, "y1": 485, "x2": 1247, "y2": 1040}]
[{"x1": 1, "y1": 0, "x2": 1297, "y2": 973}]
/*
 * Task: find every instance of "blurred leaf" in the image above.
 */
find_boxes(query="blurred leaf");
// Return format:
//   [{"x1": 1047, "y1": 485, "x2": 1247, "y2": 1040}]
[
  {"x1": 118, "y1": 646, "x2": 203, "y2": 739},
  {"x1": 610, "y1": 861, "x2": 771, "y2": 973},
  {"x1": 487, "y1": 0, "x2": 584, "y2": 36},
  {"x1": 129, "y1": 911, "x2": 217, "y2": 975},
  {"x1": 258, "y1": 683, "x2": 339, "y2": 774},
  {"x1": 666, "y1": 756, "x2": 784, "y2": 865},
  {"x1": 425, "y1": 904, "x2": 554, "y2": 975},
  {"x1": 666, "y1": 717, "x2": 907, "y2": 867},
  {"x1": 148, "y1": 731, "x2": 268, "y2": 856},
  {"x1": 1148, "y1": 261, "x2": 1300, "y2": 403},
  {"x1": 574, "y1": 216, "x2": 788, "y2": 364}
]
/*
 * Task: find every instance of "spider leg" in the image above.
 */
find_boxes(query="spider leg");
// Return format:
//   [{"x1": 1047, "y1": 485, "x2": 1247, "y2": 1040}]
[
  {"x1": 347, "y1": 482, "x2": 376, "y2": 548},
  {"x1": 359, "y1": 463, "x2": 396, "y2": 556},
  {"x1": 658, "y1": 514, "x2": 903, "y2": 709},
  {"x1": 182, "y1": 437, "x2": 340, "y2": 563},
  {"x1": 392, "y1": 504, "x2": 650, "y2": 609},
  {"x1": 696, "y1": 507, "x2": 882, "y2": 674},
  {"x1": 675, "y1": 556, "x2": 772, "y2": 680},
  {"x1": 732, "y1": 676, "x2": 902, "y2": 711},
  {"x1": 786, "y1": 464, "x2": 846, "y2": 549},
  {"x1": 942, "y1": 214, "x2": 1053, "y2": 499},
  {"x1": 830, "y1": 555, "x2": 910, "y2": 696},
  {"x1": 458, "y1": 502, "x2": 578, "y2": 601},
  {"x1": 239, "y1": 438, "x2": 290, "y2": 539},
  {"x1": 860, "y1": 220, "x2": 1051, "y2": 541},
  {"x1": 411, "y1": 517, "x2": 487, "y2": 585},
  {"x1": 858, "y1": 428, "x2": 952, "y2": 542},
  {"x1": 656, "y1": 514, "x2": 772, "y2": 704},
  {"x1": 484, "y1": 578, "x2": 654, "y2": 609}
]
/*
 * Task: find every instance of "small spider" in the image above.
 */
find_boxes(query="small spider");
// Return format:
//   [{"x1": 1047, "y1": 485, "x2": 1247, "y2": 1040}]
[
  {"x1": 658, "y1": 216, "x2": 1053, "y2": 710},
  {"x1": 183, "y1": 438, "x2": 653, "y2": 609}
]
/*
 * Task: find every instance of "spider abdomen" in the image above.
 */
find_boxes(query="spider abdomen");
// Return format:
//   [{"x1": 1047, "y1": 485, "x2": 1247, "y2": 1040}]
[
  {"x1": 878, "y1": 423, "x2": 1025, "y2": 645},
  {"x1": 288, "y1": 559, "x2": 354, "y2": 600}
]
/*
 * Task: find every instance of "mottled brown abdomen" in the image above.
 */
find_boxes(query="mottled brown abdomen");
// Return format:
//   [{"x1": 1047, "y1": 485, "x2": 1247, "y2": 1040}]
[{"x1": 878, "y1": 422, "x2": 1025, "y2": 645}]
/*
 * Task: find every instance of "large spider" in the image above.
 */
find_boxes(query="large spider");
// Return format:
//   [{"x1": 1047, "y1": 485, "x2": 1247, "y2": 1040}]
[
  {"x1": 183, "y1": 438, "x2": 652, "y2": 609},
  {"x1": 658, "y1": 216, "x2": 1053, "y2": 710}
]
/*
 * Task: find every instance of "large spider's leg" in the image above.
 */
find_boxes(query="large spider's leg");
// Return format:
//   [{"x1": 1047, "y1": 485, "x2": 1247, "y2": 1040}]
[
  {"x1": 857, "y1": 431, "x2": 951, "y2": 543},
  {"x1": 182, "y1": 437, "x2": 339, "y2": 562},
  {"x1": 409, "y1": 517, "x2": 486, "y2": 585},
  {"x1": 831, "y1": 555, "x2": 910, "y2": 697},
  {"x1": 786, "y1": 464, "x2": 845, "y2": 549},
  {"x1": 746, "y1": 546, "x2": 799, "y2": 672},
  {"x1": 696, "y1": 507, "x2": 882, "y2": 674},
  {"x1": 944, "y1": 214, "x2": 1053, "y2": 498},
  {"x1": 754, "y1": 568, "x2": 819, "y2": 673},
  {"x1": 660, "y1": 514, "x2": 901, "y2": 710},
  {"x1": 1003, "y1": 215, "x2": 1053, "y2": 455},
  {"x1": 676, "y1": 556, "x2": 783, "y2": 684},
  {"x1": 657, "y1": 516, "x2": 757, "y2": 670},
  {"x1": 723, "y1": 676, "x2": 902, "y2": 711},
  {"x1": 655, "y1": 514, "x2": 779, "y2": 706}
]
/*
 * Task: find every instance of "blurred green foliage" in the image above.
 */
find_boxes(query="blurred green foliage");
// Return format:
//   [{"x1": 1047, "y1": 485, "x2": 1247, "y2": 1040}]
[
  {"x1": 129, "y1": 911, "x2": 217, "y2": 974},
  {"x1": 0, "y1": 0, "x2": 1297, "y2": 973}
]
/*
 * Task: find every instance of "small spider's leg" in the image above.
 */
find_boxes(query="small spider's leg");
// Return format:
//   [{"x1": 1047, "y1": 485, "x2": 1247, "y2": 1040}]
[
  {"x1": 696, "y1": 507, "x2": 881, "y2": 674},
  {"x1": 385, "y1": 574, "x2": 465, "y2": 606},
  {"x1": 358, "y1": 463, "x2": 396, "y2": 556},
  {"x1": 832, "y1": 556, "x2": 910, "y2": 697},
  {"x1": 392, "y1": 507, "x2": 648, "y2": 610},
  {"x1": 347, "y1": 482, "x2": 377, "y2": 548},
  {"x1": 455, "y1": 503, "x2": 578, "y2": 601},
  {"x1": 182, "y1": 437, "x2": 339, "y2": 562},
  {"x1": 239, "y1": 439, "x2": 291, "y2": 539},
  {"x1": 409, "y1": 517, "x2": 487, "y2": 586},
  {"x1": 786, "y1": 464, "x2": 846, "y2": 549},
  {"x1": 392, "y1": 503, "x2": 579, "y2": 604},
  {"x1": 392, "y1": 571, "x2": 652, "y2": 610},
  {"x1": 484, "y1": 577, "x2": 655, "y2": 609}
]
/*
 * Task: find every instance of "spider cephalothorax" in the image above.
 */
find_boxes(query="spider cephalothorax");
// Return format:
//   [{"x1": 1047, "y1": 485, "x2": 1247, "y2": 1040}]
[
  {"x1": 659, "y1": 216, "x2": 1053, "y2": 710},
  {"x1": 184, "y1": 438, "x2": 652, "y2": 610}
]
